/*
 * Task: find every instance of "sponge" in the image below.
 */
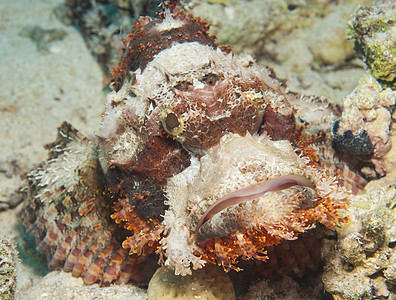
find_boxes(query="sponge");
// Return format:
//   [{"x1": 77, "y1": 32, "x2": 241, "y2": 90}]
[{"x1": 147, "y1": 264, "x2": 235, "y2": 300}]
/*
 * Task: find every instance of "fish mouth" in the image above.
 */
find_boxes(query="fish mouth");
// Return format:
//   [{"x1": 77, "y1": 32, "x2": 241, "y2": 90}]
[{"x1": 195, "y1": 174, "x2": 317, "y2": 242}]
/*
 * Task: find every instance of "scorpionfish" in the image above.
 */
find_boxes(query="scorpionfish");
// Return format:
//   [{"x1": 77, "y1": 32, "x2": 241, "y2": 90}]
[{"x1": 18, "y1": 0, "x2": 363, "y2": 285}]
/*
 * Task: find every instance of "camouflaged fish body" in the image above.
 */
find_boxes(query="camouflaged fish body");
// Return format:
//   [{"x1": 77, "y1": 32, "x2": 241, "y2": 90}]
[{"x1": 18, "y1": 3, "x2": 359, "y2": 283}]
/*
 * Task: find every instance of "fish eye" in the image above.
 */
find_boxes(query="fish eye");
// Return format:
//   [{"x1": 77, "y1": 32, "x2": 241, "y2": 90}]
[
  {"x1": 165, "y1": 112, "x2": 180, "y2": 129},
  {"x1": 161, "y1": 108, "x2": 184, "y2": 135},
  {"x1": 201, "y1": 73, "x2": 220, "y2": 86}
]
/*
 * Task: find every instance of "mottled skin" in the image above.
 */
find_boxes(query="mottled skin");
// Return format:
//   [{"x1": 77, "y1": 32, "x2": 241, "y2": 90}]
[{"x1": 18, "y1": 1, "x2": 361, "y2": 285}]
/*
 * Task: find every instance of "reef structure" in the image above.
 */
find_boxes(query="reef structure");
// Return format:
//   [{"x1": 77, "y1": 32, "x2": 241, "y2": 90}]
[
  {"x1": 320, "y1": 2, "x2": 396, "y2": 297},
  {"x1": 18, "y1": 0, "x2": 356, "y2": 290},
  {"x1": 323, "y1": 82, "x2": 396, "y2": 298}
]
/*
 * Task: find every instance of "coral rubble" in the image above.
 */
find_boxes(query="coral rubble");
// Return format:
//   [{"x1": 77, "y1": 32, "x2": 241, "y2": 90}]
[
  {"x1": 322, "y1": 3, "x2": 396, "y2": 296},
  {"x1": 322, "y1": 182, "x2": 396, "y2": 299},
  {"x1": 189, "y1": 0, "x2": 373, "y2": 102},
  {"x1": 332, "y1": 74, "x2": 396, "y2": 177},
  {"x1": 16, "y1": 270, "x2": 147, "y2": 300}
]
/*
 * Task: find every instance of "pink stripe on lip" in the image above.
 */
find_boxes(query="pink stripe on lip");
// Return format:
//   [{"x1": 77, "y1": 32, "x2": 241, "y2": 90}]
[{"x1": 195, "y1": 174, "x2": 314, "y2": 233}]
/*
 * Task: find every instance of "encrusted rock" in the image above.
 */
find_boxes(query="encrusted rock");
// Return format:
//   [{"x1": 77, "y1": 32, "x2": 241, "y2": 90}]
[
  {"x1": 347, "y1": 1, "x2": 396, "y2": 88},
  {"x1": 0, "y1": 236, "x2": 19, "y2": 300},
  {"x1": 322, "y1": 182, "x2": 396, "y2": 299},
  {"x1": 332, "y1": 74, "x2": 396, "y2": 177}
]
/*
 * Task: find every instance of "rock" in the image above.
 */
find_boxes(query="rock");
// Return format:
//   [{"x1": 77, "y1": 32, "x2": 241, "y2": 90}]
[
  {"x1": 347, "y1": 2, "x2": 396, "y2": 88},
  {"x1": 0, "y1": 236, "x2": 19, "y2": 300}
]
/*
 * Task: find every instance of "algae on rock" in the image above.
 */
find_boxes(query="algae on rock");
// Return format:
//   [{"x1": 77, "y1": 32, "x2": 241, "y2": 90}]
[
  {"x1": 347, "y1": 2, "x2": 396, "y2": 89},
  {"x1": 322, "y1": 182, "x2": 396, "y2": 300}
]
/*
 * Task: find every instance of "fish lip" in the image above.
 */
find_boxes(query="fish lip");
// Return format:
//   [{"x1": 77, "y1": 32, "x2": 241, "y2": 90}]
[{"x1": 194, "y1": 174, "x2": 315, "y2": 237}]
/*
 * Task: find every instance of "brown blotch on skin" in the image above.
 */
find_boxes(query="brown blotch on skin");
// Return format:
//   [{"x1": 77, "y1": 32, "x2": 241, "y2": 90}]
[
  {"x1": 120, "y1": 176, "x2": 169, "y2": 222},
  {"x1": 127, "y1": 134, "x2": 191, "y2": 181},
  {"x1": 262, "y1": 109, "x2": 297, "y2": 141},
  {"x1": 169, "y1": 78, "x2": 263, "y2": 151}
]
